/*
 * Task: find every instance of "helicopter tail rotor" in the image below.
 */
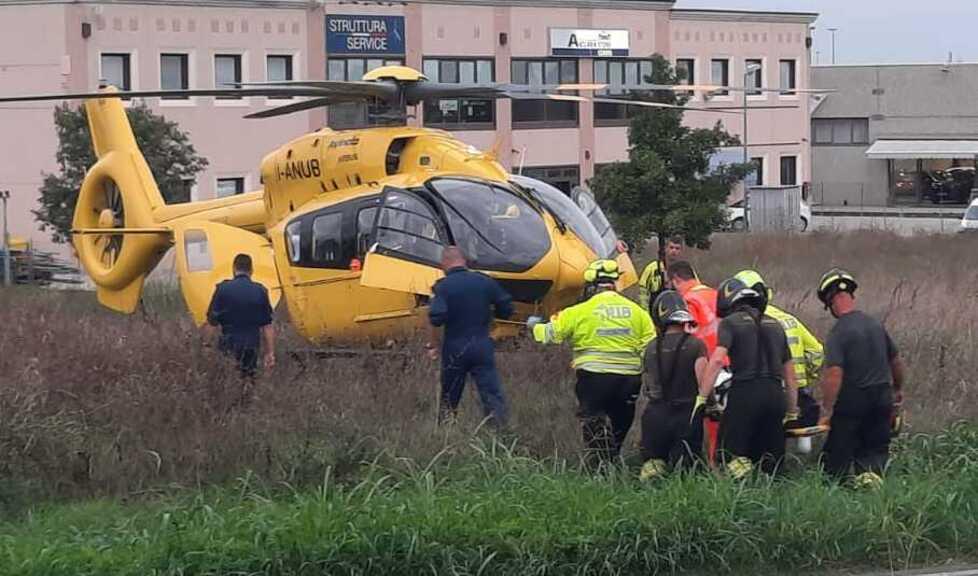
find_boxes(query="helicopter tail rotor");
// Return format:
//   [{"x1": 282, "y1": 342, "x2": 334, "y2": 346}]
[{"x1": 71, "y1": 90, "x2": 172, "y2": 313}]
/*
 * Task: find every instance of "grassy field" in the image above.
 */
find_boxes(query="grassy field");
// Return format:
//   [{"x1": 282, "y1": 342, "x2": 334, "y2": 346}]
[{"x1": 1, "y1": 231, "x2": 977, "y2": 574}]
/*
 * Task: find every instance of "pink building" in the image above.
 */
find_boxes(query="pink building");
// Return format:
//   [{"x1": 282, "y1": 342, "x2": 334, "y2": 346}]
[{"x1": 0, "y1": 0, "x2": 816, "y2": 253}]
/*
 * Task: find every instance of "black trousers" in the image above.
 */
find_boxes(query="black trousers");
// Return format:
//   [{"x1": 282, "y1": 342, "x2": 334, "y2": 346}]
[
  {"x1": 719, "y1": 378, "x2": 786, "y2": 474},
  {"x1": 798, "y1": 387, "x2": 821, "y2": 428},
  {"x1": 641, "y1": 400, "x2": 704, "y2": 470},
  {"x1": 575, "y1": 371, "x2": 641, "y2": 468},
  {"x1": 822, "y1": 384, "x2": 893, "y2": 480}
]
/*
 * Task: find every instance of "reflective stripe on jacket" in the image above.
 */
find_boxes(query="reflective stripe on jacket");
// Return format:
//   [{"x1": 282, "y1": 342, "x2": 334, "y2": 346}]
[
  {"x1": 638, "y1": 260, "x2": 665, "y2": 312},
  {"x1": 766, "y1": 304, "x2": 823, "y2": 388},
  {"x1": 533, "y1": 290, "x2": 656, "y2": 375}
]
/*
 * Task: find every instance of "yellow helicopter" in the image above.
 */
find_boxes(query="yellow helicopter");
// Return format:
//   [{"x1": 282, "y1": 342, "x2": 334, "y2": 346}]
[{"x1": 1, "y1": 65, "x2": 753, "y2": 344}]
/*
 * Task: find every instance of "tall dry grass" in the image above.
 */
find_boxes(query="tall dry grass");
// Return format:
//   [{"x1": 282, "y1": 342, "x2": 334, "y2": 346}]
[{"x1": 0, "y1": 231, "x2": 976, "y2": 504}]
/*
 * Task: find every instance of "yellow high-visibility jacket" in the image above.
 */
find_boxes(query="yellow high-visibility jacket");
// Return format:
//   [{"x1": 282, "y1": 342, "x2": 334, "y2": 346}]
[
  {"x1": 766, "y1": 304, "x2": 823, "y2": 388},
  {"x1": 638, "y1": 260, "x2": 666, "y2": 312},
  {"x1": 533, "y1": 290, "x2": 656, "y2": 375}
]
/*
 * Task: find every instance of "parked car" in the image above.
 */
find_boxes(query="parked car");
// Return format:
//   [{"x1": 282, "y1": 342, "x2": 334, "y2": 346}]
[
  {"x1": 725, "y1": 199, "x2": 811, "y2": 232},
  {"x1": 959, "y1": 198, "x2": 978, "y2": 233}
]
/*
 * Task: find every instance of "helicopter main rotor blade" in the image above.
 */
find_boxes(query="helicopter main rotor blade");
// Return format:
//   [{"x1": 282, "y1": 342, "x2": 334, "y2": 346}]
[
  {"x1": 0, "y1": 87, "x2": 332, "y2": 104},
  {"x1": 552, "y1": 83, "x2": 836, "y2": 94},
  {"x1": 587, "y1": 96, "x2": 743, "y2": 114},
  {"x1": 233, "y1": 80, "x2": 398, "y2": 98},
  {"x1": 244, "y1": 96, "x2": 364, "y2": 119}
]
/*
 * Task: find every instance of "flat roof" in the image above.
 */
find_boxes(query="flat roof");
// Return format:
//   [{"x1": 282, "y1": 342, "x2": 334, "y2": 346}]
[
  {"x1": 815, "y1": 62, "x2": 978, "y2": 69},
  {"x1": 670, "y1": 8, "x2": 818, "y2": 24}
]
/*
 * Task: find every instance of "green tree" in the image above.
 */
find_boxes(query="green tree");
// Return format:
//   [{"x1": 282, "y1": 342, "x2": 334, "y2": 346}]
[
  {"x1": 35, "y1": 103, "x2": 208, "y2": 243},
  {"x1": 588, "y1": 54, "x2": 752, "y2": 259}
]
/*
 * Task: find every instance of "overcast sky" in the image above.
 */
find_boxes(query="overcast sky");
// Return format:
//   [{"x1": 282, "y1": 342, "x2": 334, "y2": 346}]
[{"x1": 674, "y1": 0, "x2": 978, "y2": 65}]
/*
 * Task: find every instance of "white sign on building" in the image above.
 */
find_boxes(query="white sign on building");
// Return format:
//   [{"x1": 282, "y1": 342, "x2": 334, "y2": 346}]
[{"x1": 549, "y1": 28, "x2": 629, "y2": 57}]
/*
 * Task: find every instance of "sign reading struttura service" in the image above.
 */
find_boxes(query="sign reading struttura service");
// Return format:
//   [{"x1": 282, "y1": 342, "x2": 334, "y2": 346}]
[
  {"x1": 326, "y1": 15, "x2": 405, "y2": 55},
  {"x1": 550, "y1": 28, "x2": 629, "y2": 57}
]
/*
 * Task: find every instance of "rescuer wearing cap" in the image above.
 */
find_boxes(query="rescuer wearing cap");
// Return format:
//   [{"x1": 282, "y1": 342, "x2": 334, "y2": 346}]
[
  {"x1": 816, "y1": 268, "x2": 905, "y2": 489},
  {"x1": 702, "y1": 277, "x2": 800, "y2": 479},
  {"x1": 527, "y1": 259, "x2": 656, "y2": 469},
  {"x1": 639, "y1": 290, "x2": 710, "y2": 481},
  {"x1": 734, "y1": 269, "x2": 824, "y2": 428}
]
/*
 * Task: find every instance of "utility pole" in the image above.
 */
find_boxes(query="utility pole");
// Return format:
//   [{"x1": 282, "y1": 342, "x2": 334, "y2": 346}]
[
  {"x1": 827, "y1": 28, "x2": 839, "y2": 65},
  {"x1": 743, "y1": 63, "x2": 761, "y2": 232},
  {"x1": 1, "y1": 189, "x2": 11, "y2": 287}
]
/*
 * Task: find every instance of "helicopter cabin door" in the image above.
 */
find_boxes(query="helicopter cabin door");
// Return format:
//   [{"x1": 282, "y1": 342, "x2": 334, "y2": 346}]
[
  {"x1": 359, "y1": 186, "x2": 447, "y2": 297},
  {"x1": 172, "y1": 221, "x2": 282, "y2": 326}
]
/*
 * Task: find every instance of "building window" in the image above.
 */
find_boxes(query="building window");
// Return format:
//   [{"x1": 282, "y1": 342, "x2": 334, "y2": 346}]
[
  {"x1": 747, "y1": 157, "x2": 764, "y2": 187},
  {"x1": 593, "y1": 59, "x2": 654, "y2": 125},
  {"x1": 779, "y1": 59, "x2": 797, "y2": 95},
  {"x1": 160, "y1": 53, "x2": 189, "y2": 98},
  {"x1": 100, "y1": 53, "x2": 131, "y2": 91},
  {"x1": 267, "y1": 54, "x2": 294, "y2": 100},
  {"x1": 676, "y1": 58, "x2": 695, "y2": 86},
  {"x1": 812, "y1": 118, "x2": 870, "y2": 145},
  {"x1": 422, "y1": 58, "x2": 494, "y2": 129},
  {"x1": 511, "y1": 59, "x2": 579, "y2": 128},
  {"x1": 327, "y1": 57, "x2": 403, "y2": 129},
  {"x1": 745, "y1": 59, "x2": 762, "y2": 96},
  {"x1": 710, "y1": 58, "x2": 730, "y2": 96},
  {"x1": 520, "y1": 166, "x2": 580, "y2": 194},
  {"x1": 216, "y1": 177, "x2": 245, "y2": 197},
  {"x1": 214, "y1": 54, "x2": 242, "y2": 99},
  {"x1": 780, "y1": 156, "x2": 798, "y2": 186}
]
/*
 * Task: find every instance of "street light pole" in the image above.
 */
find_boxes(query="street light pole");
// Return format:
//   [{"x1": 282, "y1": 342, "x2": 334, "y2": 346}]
[
  {"x1": 827, "y1": 28, "x2": 839, "y2": 65},
  {"x1": 1, "y1": 189, "x2": 11, "y2": 287},
  {"x1": 743, "y1": 63, "x2": 761, "y2": 232}
]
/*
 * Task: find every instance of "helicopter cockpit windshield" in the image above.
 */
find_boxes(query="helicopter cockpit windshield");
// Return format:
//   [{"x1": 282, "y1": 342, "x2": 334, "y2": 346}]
[
  {"x1": 426, "y1": 178, "x2": 551, "y2": 273},
  {"x1": 509, "y1": 175, "x2": 610, "y2": 258},
  {"x1": 571, "y1": 185, "x2": 619, "y2": 257}
]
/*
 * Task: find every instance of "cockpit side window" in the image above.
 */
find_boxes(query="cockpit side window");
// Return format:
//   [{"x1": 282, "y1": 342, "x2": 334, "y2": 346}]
[
  {"x1": 427, "y1": 178, "x2": 551, "y2": 272},
  {"x1": 510, "y1": 175, "x2": 610, "y2": 258},
  {"x1": 572, "y1": 186, "x2": 619, "y2": 257},
  {"x1": 372, "y1": 189, "x2": 446, "y2": 266}
]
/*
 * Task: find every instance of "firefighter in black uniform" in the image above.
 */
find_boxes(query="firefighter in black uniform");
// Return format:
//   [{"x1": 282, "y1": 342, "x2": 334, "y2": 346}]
[
  {"x1": 702, "y1": 277, "x2": 800, "y2": 479},
  {"x1": 816, "y1": 268, "x2": 905, "y2": 488},
  {"x1": 639, "y1": 290, "x2": 709, "y2": 480}
]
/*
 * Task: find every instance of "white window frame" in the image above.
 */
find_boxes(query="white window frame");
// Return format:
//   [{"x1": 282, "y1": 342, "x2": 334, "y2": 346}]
[
  {"x1": 674, "y1": 55, "x2": 699, "y2": 102},
  {"x1": 264, "y1": 50, "x2": 301, "y2": 106},
  {"x1": 778, "y1": 58, "x2": 799, "y2": 101},
  {"x1": 748, "y1": 153, "x2": 769, "y2": 187},
  {"x1": 158, "y1": 49, "x2": 196, "y2": 108},
  {"x1": 213, "y1": 51, "x2": 250, "y2": 107},
  {"x1": 708, "y1": 56, "x2": 733, "y2": 102},
  {"x1": 97, "y1": 50, "x2": 139, "y2": 106},
  {"x1": 744, "y1": 57, "x2": 768, "y2": 102},
  {"x1": 214, "y1": 174, "x2": 250, "y2": 199},
  {"x1": 779, "y1": 154, "x2": 801, "y2": 186}
]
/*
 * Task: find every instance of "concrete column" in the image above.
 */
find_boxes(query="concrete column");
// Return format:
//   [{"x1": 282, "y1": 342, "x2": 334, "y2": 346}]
[
  {"x1": 405, "y1": 3, "x2": 423, "y2": 127},
  {"x1": 494, "y1": 6, "x2": 512, "y2": 171},
  {"x1": 64, "y1": 4, "x2": 89, "y2": 92},
  {"x1": 307, "y1": 6, "x2": 326, "y2": 131},
  {"x1": 578, "y1": 8, "x2": 594, "y2": 185}
]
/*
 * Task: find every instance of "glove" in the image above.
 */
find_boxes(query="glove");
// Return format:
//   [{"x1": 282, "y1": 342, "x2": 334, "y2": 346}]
[
  {"x1": 526, "y1": 316, "x2": 544, "y2": 330},
  {"x1": 783, "y1": 410, "x2": 802, "y2": 429},
  {"x1": 690, "y1": 395, "x2": 707, "y2": 425}
]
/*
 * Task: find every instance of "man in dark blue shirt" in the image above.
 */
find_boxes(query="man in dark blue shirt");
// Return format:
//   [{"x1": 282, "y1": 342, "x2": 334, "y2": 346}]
[
  {"x1": 428, "y1": 246, "x2": 513, "y2": 426},
  {"x1": 206, "y1": 254, "x2": 275, "y2": 378}
]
